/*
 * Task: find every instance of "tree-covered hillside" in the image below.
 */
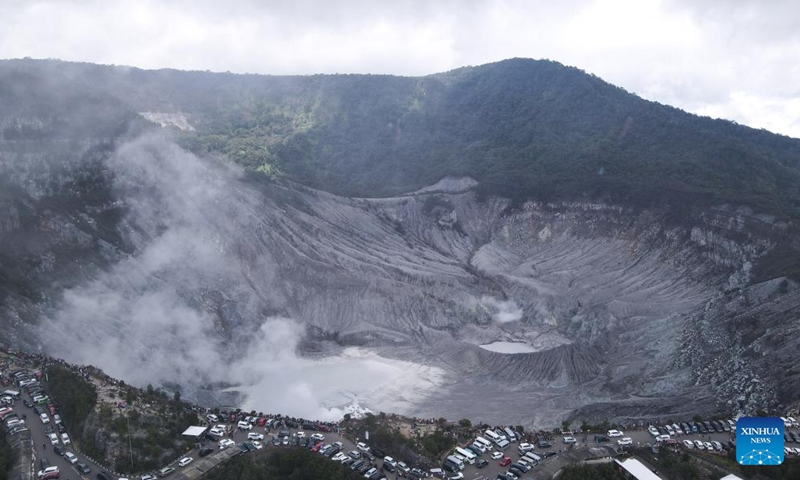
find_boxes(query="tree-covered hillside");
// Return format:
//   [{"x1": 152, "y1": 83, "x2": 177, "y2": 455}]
[{"x1": 2, "y1": 57, "x2": 799, "y2": 218}]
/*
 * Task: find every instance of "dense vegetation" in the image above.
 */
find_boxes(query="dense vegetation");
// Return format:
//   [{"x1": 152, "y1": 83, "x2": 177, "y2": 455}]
[
  {"x1": 559, "y1": 463, "x2": 629, "y2": 480},
  {"x1": 84, "y1": 383, "x2": 197, "y2": 473},
  {"x1": 44, "y1": 365, "x2": 97, "y2": 438},
  {"x1": 345, "y1": 413, "x2": 455, "y2": 467},
  {"x1": 0, "y1": 428, "x2": 10, "y2": 480},
  {"x1": 2, "y1": 58, "x2": 799, "y2": 217},
  {"x1": 204, "y1": 449, "x2": 365, "y2": 480}
]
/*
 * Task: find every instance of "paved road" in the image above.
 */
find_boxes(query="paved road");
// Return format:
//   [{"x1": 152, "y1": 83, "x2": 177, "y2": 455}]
[{"x1": 7, "y1": 383, "x2": 106, "y2": 480}]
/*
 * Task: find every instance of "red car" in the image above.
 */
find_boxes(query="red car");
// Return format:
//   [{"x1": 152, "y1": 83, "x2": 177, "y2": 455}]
[
  {"x1": 48, "y1": 404, "x2": 57, "y2": 415},
  {"x1": 311, "y1": 442, "x2": 324, "y2": 452},
  {"x1": 256, "y1": 417, "x2": 267, "y2": 427},
  {"x1": 499, "y1": 456, "x2": 512, "y2": 466}
]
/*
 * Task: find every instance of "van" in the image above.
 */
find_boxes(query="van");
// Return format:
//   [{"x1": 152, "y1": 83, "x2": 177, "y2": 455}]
[
  {"x1": 2, "y1": 390, "x2": 20, "y2": 400},
  {"x1": 524, "y1": 452, "x2": 542, "y2": 463},
  {"x1": 475, "y1": 437, "x2": 493, "y2": 450},
  {"x1": 454, "y1": 447, "x2": 475, "y2": 464},
  {"x1": 503, "y1": 427, "x2": 517, "y2": 442},
  {"x1": 484, "y1": 429, "x2": 501, "y2": 442},
  {"x1": 445, "y1": 455, "x2": 465, "y2": 471},
  {"x1": 468, "y1": 443, "x2": 485, "y2": 455}
]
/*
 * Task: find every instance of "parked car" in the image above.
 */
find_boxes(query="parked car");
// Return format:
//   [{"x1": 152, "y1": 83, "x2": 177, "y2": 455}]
[
  {"x1": 694, "y1": 440, "x2": 705, "y2": 450},
  {"x1": 64, "y1": 451, "x2": 78, "y2": 464},
  {"x1": 157, "y1": 466, "x2": 175, "y2": 477},
  {"x1": 357, "y1": 441, "x2": 370, "y2": 452},
  {"x1": 76, "y1": 462, "x2": 91, "y2": 474},
  {"x1": 617, "y1": 437, "x2": 633, "y2": 446},
  {"x1": 476, "y1": 459, "x2": 489, "y2": 468},
  {"x1": 60, "y1": 433, "x2": 70, "y2": 445},
  {"x1": 499, "y1": 456, "x2": 512, "y2": 466},
  {"x1": 607, "y1": 429, "x2": 623, "y2": 437},
  {"x1": 37, "y1": 466, "x2": 59, "y2": 480},
  {"x1": 247, "y1": 432, "x2": 264, "y2": 441},
  {"x1": 219, "y1": 438, "x2": 235, "y2": 449},
  {"x1": 178, "y1": 457, "x2": 193, "y2": 467},
  {"x1": 198, "y1": 448, "x2": 214, "y2": 457}
]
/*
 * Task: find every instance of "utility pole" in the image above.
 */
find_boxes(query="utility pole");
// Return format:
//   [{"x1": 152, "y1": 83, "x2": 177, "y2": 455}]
[{"x1": 127, "y1": 410, "x2": 133, "y2": 466}]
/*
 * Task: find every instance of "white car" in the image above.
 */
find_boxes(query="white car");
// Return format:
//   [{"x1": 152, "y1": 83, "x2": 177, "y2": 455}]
[
  {"x1": 294, "y1": 431, "x2": 305, "y2": 438},
  {"x1": 178, "y1": 457, "x2": 193, "y2": 467},
  {"x1": 562, "y1": 436, "x2": 577, "y2": 444},
  {"x1": 252, "y1": 441, "x2": 264, "y2": 450},
  {"x1": 694, "y1": 440, "x2": 704, "y2": 450},
  {"x1": 617, "y1": 437, "x2": 633, "y2": 446},
  {"x1": 703, "y1": 442, "x2": 714, "y2": 451},
  {"x1": 311, "y1": 433, "x2": 325, "y2": 441},
  {"x1": 331, "y1": 452, "x2": 348, "y2": 462},
  {"x1": 37, "y1": 466, "x2": 59, "y2": 479},
  {"x1": 60, "y1": 433, "x2": 70, "y2": 445},
  {"x1": 53, "y1": 414, "x2": 61, "y2": 424},
  {"x1": 64, "y1": 451, "x2": 78, "y2": 464},
  {"x1": 247, "y1": 432, "x2": 264, "y2": 441},
  {"x1": 206, "y1": 414, "x2": 218, "y2": 423},
  {"x1": 363, "y1": 468, "x2": 378, "y2": 478},
  {"x1": 357, "y1": 441, "x2": 370, "y2": 452},
  {"x1": 655, "y1": 434, "x2": 670, "y2": 443},
  {"x1": 48, "y1": 432, "x2": 59, "y2": 445},
  {"x1": 219, "y1": 438, "x2": 235, "y2": 449},
  {"x1": 383, "y1": 456, "x2": 397, "y2": 468},
  {"x1": 348, "y1": 450, "x2": 361, "y2": 459},
  {"x1": 648, "y1": 426, "x2": 659, "y2": 436},
  {"x1": 491, "y1": 451, "x2": 504, "y2": 460},
  {"x1": 40, "y1": 413, "x2": 50, "y2": 424},
  {"x1": 607, "y1": 429, "x2": 623, "y2": 438},
  {"x1": 682, "y1": 439, "x2": 694, "y2": 449},
  {"x1": 237, "y1": 421, "x2": 252, "y2": 430},
  {"x1": 518, "y1": 442, "x2": 534, "y2": 453}
]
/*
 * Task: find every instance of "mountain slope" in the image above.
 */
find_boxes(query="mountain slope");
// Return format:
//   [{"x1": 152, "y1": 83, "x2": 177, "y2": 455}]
[
  {"x1": 1, "y1": 58, "x2": 799, "y2": 425},
  {"x1": 3, "y1": 58, "x2": 800, "y2": 214}
]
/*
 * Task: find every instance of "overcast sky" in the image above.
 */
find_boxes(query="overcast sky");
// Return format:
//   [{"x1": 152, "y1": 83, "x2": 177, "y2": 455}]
[{"x1": 2, "y1": 0, "x2": 798, "y2": 138}]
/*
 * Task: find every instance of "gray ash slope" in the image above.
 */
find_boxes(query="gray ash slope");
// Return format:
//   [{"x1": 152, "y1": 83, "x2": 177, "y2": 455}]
[{"x1": 0, "y1": 59, "x2": 799, "y2": 426}]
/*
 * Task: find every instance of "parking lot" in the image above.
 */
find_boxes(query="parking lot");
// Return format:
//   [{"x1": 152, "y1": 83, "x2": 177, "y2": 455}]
[{"x1": 5, "y1": 356, "x2": 800, "y2": 480}]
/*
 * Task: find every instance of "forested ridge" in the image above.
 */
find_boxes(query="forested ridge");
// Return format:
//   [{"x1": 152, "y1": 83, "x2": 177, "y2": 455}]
[{"x1": 2, "y1": 57, "x2": 799, "y2": 217}]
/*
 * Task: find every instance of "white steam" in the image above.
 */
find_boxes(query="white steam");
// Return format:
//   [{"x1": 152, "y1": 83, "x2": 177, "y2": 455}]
[
  {"x1": 37, "y1": 133, "x2": 443, "y2": 421},
  {"x1": 478, "y1": 295, "x2": 524, "y2": 323}
]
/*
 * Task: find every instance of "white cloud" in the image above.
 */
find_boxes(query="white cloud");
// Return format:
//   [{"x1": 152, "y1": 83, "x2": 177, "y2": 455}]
[{"x1": 1, "y1": 0, "x2": 798, "y2": 137}]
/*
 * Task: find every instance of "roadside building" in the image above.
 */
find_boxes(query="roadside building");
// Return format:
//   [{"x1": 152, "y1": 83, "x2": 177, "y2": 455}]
[{"x1": 614, "y1": 458, "x2": 664, "y2": 480}]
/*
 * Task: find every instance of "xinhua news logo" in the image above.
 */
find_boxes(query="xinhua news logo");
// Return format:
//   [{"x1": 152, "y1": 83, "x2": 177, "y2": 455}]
[{"x1": 736, "y1": 417, "x2": 784, "y2": 465}]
